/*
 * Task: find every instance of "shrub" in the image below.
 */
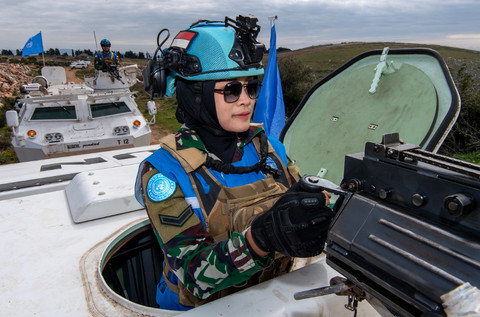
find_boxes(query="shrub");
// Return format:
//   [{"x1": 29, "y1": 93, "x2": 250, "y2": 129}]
[
  {"x1": 439, "y1": 63, "x2": 480, "y2": 155},
  {"x1": 0, "y1": 97, "x2": 17, "y2": 128},
  {"x1": 277, "y1": 56, "x2": 316, "y2": 117}
]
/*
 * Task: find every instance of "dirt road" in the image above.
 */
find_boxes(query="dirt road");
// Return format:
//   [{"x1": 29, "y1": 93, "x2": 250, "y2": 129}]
[{"x1": 64, "y1": 67, "x2": 84, "y2": 84}]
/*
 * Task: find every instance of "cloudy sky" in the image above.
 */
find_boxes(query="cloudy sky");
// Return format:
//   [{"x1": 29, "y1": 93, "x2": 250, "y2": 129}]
[{"x1": 1, "y1": 0, "x2": 479, "y2": 54}]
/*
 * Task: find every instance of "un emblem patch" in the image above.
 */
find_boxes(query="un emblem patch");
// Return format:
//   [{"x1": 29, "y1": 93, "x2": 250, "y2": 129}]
[{"x1": 147, "y1": 173, "x2": 176, "y2": 202}]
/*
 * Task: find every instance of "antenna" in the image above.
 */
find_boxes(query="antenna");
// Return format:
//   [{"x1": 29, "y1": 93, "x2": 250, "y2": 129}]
[{"x1": 93, "y1": 31, "x2": 98, "y2": 51}]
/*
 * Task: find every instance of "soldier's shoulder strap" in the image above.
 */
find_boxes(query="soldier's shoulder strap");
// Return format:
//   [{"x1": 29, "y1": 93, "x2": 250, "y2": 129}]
[{"x1": 159, "y1": 134, "x2": 207, "y2": 173}]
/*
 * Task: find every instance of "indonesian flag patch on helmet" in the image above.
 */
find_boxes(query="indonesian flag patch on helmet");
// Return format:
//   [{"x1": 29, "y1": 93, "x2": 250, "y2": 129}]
[{"x1": 171, "y1": 31, "x2": 197, "y2": 50}]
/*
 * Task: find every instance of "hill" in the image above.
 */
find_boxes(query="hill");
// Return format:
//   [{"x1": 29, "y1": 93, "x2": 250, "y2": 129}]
[{"x1": 278, "y1": 41, "x2": 480, "y2": 79}]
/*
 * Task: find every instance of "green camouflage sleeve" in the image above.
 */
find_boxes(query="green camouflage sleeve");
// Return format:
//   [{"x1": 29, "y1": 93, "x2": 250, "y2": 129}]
[
  {"x1": 142, "y1": 168, "x2": 273, "y2": 300},
  {"x1": 163, "y1": 223, "x2": 272, "y2": 299}
]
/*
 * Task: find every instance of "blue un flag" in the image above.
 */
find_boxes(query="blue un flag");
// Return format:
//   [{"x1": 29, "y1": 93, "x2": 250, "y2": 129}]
[
  {"x1": 253, "y1": 23, "x2": 285, "y2": 139},
  {"x1": 22, "y1": 32, "x2": 44, "y2": 57}
]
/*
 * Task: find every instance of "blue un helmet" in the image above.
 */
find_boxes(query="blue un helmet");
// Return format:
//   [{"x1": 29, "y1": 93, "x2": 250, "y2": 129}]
[
  {"x1": 143, "y1": 15, "x2": 266, "y2": 98},
  {"x1": 100, "y1": 39, "x2": 111, "y2": 47}
]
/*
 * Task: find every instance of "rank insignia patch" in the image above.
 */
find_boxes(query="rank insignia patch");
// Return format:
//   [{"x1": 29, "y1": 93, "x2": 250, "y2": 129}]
[
  {"x1": 159, "y1": 205, "x2": 194, "y2": 227},
  {"x1": 147, "y1": 173, "x2": 176, "y2": 202}
]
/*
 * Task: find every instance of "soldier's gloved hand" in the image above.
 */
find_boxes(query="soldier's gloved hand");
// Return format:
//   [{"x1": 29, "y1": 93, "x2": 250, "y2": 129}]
[{"x1": 250, "y1": 181, "x2": 335, "y2": 258}]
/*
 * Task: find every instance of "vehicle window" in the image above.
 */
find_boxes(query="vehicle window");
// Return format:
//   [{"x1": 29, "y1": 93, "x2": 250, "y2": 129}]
[
  {"x1": 90, "y1": 102, "x2": 131, "y2": 118},
  {"x1": 30, "y1": 106, "x2": 77, "y2": 120}
]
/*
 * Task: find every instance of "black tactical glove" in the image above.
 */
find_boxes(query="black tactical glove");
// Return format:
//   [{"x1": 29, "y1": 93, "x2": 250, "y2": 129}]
[{"x1": 250, "y1": 177, "x2": 335, "y2": 258}]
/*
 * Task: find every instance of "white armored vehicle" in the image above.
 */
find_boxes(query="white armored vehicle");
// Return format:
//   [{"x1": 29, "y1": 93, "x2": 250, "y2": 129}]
[
  {"x1": 70, "y1": 60, "x2": 90, "y2": 69},
  {"x1": 0, "y1": 48, "x2": 478, "y2": 316},
  {"x1": 6, "y1": 65, "x2": 153, "y2": 162}
]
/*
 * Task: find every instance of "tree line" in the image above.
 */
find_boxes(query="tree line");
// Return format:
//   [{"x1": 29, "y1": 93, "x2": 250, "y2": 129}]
[
  {"x1": 1, "y1": 47, "x2": 291, "y2": 58},
  {"x1": 0, "y1": 48, "x2": 147, "y2": 59}
]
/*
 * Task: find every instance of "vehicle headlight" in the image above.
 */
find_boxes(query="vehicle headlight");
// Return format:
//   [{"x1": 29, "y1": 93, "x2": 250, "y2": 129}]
[
  {"x1": 113, "y1": 126, "x2": 130, "y2": 136},
  {"x1": 45, "y1": 132, "x2": 63, "y2": 143}
]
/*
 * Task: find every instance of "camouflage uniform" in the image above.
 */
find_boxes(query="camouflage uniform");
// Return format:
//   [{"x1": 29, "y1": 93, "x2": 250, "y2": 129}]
[{"x1": 135, "y1": 125, "x2": 297, "y2": 310}]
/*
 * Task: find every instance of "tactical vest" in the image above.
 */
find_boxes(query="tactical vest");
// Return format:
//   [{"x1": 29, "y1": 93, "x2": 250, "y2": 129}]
[
  {"x1": 148, "y1": 133, "x2": 295, "y2": 307},
  {"x1": 98, "y1": 51, "x2": 116, "y2": 66}
]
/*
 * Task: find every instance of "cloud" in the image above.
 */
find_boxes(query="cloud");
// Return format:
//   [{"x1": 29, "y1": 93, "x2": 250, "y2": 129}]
[{"x1": 1, "y1": 0, "x2": 479, "y2": 53}]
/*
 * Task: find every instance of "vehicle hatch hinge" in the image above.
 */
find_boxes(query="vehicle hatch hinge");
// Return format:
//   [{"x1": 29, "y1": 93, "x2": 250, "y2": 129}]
[{"x1": 369, "y1": 47, "x2": 400, "y2": 94}]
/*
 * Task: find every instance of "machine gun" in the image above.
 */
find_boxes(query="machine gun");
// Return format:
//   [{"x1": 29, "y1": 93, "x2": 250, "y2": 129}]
[
  {"x1": 295, "y1": 133, "x2": 480, "y2": 316},
  {"x1": 105, "y1": 64, "x2": 124, "y2": 84}
]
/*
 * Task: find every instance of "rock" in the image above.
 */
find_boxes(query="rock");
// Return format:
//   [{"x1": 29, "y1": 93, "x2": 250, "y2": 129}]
[{"x1": 0, "y1": 63, "x2": 33, "y2": 99}]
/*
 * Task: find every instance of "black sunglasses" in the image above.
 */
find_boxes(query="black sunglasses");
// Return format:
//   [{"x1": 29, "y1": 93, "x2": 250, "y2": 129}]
[{"x1": 214, "y1": 79, "x2": 261, "y2": 103}]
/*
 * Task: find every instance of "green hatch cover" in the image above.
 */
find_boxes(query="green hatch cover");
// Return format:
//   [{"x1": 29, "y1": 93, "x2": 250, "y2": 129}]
[{"x1": 281, "y1": 48, "x2": 460, "y2": 186}]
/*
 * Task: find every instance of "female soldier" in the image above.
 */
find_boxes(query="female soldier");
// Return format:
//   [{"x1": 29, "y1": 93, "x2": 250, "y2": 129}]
[{"x1": 135, "y1": 16, "x2": 334, "y2": 311}]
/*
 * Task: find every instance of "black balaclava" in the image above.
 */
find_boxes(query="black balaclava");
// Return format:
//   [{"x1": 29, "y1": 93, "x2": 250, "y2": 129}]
[{"x1": 175, "y1": 78, "x2": 242, "y2": 163}]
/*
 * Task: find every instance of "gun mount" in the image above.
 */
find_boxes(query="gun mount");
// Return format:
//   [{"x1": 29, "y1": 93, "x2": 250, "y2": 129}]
[{"x1": 301, "y1": 133, "x2": 480, "y2": 316}]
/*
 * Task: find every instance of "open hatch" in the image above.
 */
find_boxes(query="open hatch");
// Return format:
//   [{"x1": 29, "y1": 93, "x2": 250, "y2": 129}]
[{"x1": 281, "y1": 47, "x2": 460, "y2": 186}]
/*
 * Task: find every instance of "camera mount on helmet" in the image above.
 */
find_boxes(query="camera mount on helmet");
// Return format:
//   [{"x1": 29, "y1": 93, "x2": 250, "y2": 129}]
[
  {"x1": 142, "y1": 15, "x2": 266, "y2": 100},
  {"x1": 225, "y1": 15, "x2": 265, "y2": 68}
]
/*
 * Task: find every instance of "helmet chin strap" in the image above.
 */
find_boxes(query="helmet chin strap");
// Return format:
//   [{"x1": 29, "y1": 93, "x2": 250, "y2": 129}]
[{"x1": 204, "y1": 130, "x2": 282, "y2": 178}]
